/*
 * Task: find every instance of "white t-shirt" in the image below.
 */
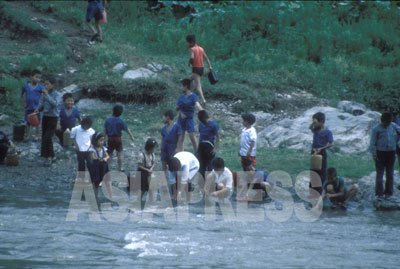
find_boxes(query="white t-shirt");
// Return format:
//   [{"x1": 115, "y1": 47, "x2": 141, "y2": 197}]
[
  {"x1": 173, "y1": 151, "x2": 199, "y2": 184},
  {"x1": 240, "y1": 126, "x2": 257, "y2": 156},
  {"x1": 70, "y1": 125, "x2": 95, "y2": 151},
  {"x1": 211, "y1": 167, "x2": 233, "y2": 190}
]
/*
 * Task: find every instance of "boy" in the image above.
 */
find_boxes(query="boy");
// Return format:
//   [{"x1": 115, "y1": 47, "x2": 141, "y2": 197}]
[
  {"x1": 104, "y1": 104, "x2": 134, "y2": 172},
  {"x1": 56, "y1": 93, "x2": 81, "y2": 146},
  {"x1": 204, "y1": 157, "x2": 233, "y2": 203},
  {"x1": 168, "y1": 151, "x2": 200, "y2": 203},
  {"x1": 240, "y1": 113, "x2": 257, "y2": 171},
  {"x1": 161, "y1": 110, "x2": 183, "y2": 185},
  {"x1": 197, "y1": 110, "x2": 219, "y2": 179},
  {"x1": 20, "y1": 69, "x2": 44, "y2": 141},
  {"x1": 322, "y1": 167, "x2": 359, "y2": 209},
  {"x1": 37, "y1": 76, "x2": 58, "y2": 165},
  {"x1": 370, "y1": 112, "x2": 400, "y2": 200},
  {"x1": 71, "y1": 117, "x2": 95, "y2": 174},
  {"x1": 86, "y1": 0, "x2": 106, "y2": 44},
  {"x1": 177, "y1": 78, "x2": 203, "y2": 152},
  {"x1": 310, "y1": 112, "x2": 334, "y2": 194},
  {"x1": 186, "y1": 34, "x2": 212, "y2": 105},
  {"x1": 237, "y1": 158, "x2": 272, "y2": 202}
]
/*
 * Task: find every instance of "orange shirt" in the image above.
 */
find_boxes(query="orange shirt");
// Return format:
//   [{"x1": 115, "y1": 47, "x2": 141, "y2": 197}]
[{"x1": 191, "y1": 45, "x2": 204, "y2": 68}]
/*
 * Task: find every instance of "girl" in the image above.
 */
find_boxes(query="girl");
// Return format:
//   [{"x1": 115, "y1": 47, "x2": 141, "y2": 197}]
[
  {"x1": 89, "y1": 132, "x2": 111, "y2": 198},
  {"x1": 137, "y1": 138, "x2": 157, "y2": 203}
]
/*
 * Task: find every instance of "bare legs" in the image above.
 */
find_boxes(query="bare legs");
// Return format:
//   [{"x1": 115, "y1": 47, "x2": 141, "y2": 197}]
[{"x1": 192, "y1": 73, "x2": 205, "y2": 104}]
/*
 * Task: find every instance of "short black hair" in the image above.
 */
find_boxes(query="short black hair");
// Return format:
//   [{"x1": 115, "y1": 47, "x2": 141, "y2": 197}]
[
  {"x1": 312, "y1": 112, "x2": 325, "y2": 124},
  {"x1": 186, "y1": 34, "x2": 196, "y2": 44},
  {"x1": 145, "y1": 138, "x2": 158, "y2": 151},
  {"x1": 327, "y1": 167, "x2": 337, "y2": 178},
  {"x1": 32, "y1": 69, "x2": 41, "y2": 76},
  {"x1": 45, "y1": 75, "x2": 56, "y2": 85},
  {"x1": 198, "y1": 110, "x2": 209, "y2": 124},
  {"x1": 241, "y1": 113, "x2": 256, "y2": 125},
  {"x1": 181, "y1": 78, "x2": 192, "y2": 89},
  {"x1": 81, "y1": 116, "x2": 93, "y2": 128},
  {"x1": 113, "y1": 104, "x2": 124, "y2": 117},
  {"x1": 91, "y1": 132, "x2": 105, "y2": 146},
  {"x1": 168, "y1": 157, "x2": 181, "y2": 172},
  {"x1": 212, "y1": 157, "x2": 225, "y2": 170},
  {"x1": 164, "y1": 110, "x2": 175, "y2": 120},
  {"x1": 62, "y1": 93, "x2": 74, "y2": 102},
  {"x1": 381, "y1": 112, "x2": 393, "y2": 124}
]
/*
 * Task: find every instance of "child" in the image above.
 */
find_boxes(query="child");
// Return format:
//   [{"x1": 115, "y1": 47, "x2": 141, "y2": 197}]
[
  {"x1": 310, "y1": 112, "x2": 334, "y2": 194},
  {"x1": 37, "y1": 76, "x2": 59, "y2": 165},
  {"x1": 161, "y1": 110, "x2": 183, "y2": 184},
  {"x1": 197, "y1": 110, "x2": 219, "y2": 179},
  {"x1": 204, "y1": 157, "x2": 233, "y2": 203},
  {"x1": 137, "y1": 138, "x2": 157, "y2": 203},
  {"x1": 88, "y1": 132, "x2": 111, "y2": 198},
  {"x1": 20, "y1": 69, "x2": 44, "y2": 141},
  {"x1": 70, "y1": 116, "x2": 95, "y2": 175},
  {"x1": 177, "y1": 78, "x2": 203, "y2": 152},
  {"x1": 56, "y1": 93, "x2": 81, "y2": 145},
  {"x1": 86, "y1": 0, "x2": 106, "y2": 44},
  {"x1": 104, "y1": 104, "x2": 134, "y2": 172},
  {"x1": 240, "y1": 113, "x2": 257, "y2": 171},
  {"x1": 322, "y1": 167, "x2": 359, "y2": 209},
  {"x1": 186, "y1": 34, "x2": 212, "y2": 105}
]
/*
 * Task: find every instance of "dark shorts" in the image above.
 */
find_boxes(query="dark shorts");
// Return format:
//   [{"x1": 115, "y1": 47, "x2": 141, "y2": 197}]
[
  {"x1": 86, "y1": 1, "x2": 103, "y2": 22},
  {"x1": 192, "y1": 67, "x2": 204, "y2": 76},
  {"x1": 107, "y1": 136, "x2": 123, "y2": 154},
  {"x1": 396, "y1": 146, "x2": 400, "y2": 156},
  {"x1": 178, "y1": 116, "x2": 195, "y2": 133}
]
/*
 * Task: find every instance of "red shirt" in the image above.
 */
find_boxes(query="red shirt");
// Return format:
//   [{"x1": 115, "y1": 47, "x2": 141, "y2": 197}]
[{"x1": 191, "y1": 45, "x2": 204, "y2": 68}]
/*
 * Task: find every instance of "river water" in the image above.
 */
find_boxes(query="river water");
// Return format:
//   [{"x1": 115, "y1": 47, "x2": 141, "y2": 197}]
[{"x1": 1, "y1": 170, "x2": 400, "y2": 269}]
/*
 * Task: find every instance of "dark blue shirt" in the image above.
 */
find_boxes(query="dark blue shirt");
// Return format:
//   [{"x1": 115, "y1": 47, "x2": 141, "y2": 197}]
[
  {"x1": 177, "y1": 93, "x2": 199, "y2": 119},
  {"x1": 312, "y1": 128, "x2": 333, "y2": 149},
  {"x1": 323, "y1": 176, "x2": 347, "y2": 193},
  {"x1": 21, "y1": 82, "x2": 44, "y2": 110},
  {"x1": 59, "y1": 106, "x2": 80, "y2": 130},
  {"x1": 161, "y1": 123, "x2": 182, "y2": 146},
  {"x1": 199, "y1": 120, "x2": 219, "y2": 145},
  {"x1": 369, "y1": 123, "x2": 400, "y2": 153},
  {"x1": 104, "y1": 116, "x2": 128, "y2": 137}
]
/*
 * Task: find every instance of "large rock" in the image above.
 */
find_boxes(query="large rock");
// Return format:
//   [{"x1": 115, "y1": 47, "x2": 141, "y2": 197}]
[
  {"x1": 76, "y1": 98, "x2": 113, "y2": 111},
  {"x1": 358, "y1": 171, "x2": 400, "y2": 210},
  {"x1": 123, "y1": 68, "x2": 156, "y2": 80},
  {"x1": 337, "y1": 100, "x2": 367, "y2": 116},
  {"x1": 55, "y1": 84, "x2": 82, "y2": 106},
  {"x1": 258, "y1": 106, "x2": 381, "y2": 153},
  {"x1": 146, "y1": 62, "x2": 171, "y2": 73},
  {"x1": 113, "y1": 63, "x2": 128, "y2": 72}
]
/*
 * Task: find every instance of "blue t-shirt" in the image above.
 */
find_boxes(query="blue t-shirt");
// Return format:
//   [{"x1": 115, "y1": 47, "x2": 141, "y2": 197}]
[
  {"x1": 104, "y1": 116, "x2": 128, "y2": 137},
  {"x1": 199, "y1": 120, "x2": 219, "y2": 145},
  {"x1": 312, "y1": 128, "x2": 333, "y2": 149},
  {"x1": 59, "y1": 106, "x2": 80, "y2": 130},
  {"x1": 161, "y1": 123, "x2": 182, "y2": 146},
  {"x1": 323, "y1": 176, "x2": 347, "y2": 193},
  {"x1": 177, "y1": 93, "x2": 199, "y2": 119},
  {"x1": 21, "y1": 82, "x2": 45, "y2": 110}
]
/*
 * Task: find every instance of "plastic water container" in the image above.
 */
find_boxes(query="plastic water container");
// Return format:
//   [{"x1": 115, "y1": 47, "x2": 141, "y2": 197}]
[
  {"x1": 13, "y1": 124, "x2": 25, "y2": 141},
  {"x1": 63, "y1": 129, "x2": 71, "y2": 147},
  {"x1": 310, "y1": 154, "x2": 322, "y2": 171},
  {"x1": 27, "y1": 112, "x2": 40, "y2": 126}
]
